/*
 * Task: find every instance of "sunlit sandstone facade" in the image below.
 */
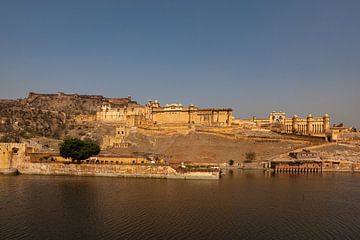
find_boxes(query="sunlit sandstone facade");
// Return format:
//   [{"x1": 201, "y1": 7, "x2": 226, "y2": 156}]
[
  {"x1": 102, "y1": 126, "x2": 130, "y2": 149},
  {"x1": 96, "y1": 97, "x2": 145, "y2": 126},
  {"x1": 146, "y1": 101, "x2": 232, "y2": 127},
  {"x1": 0, "y1": 143, "x2": 26, "y2": 169},
  {"x1": 253, "y1": 111, "x2": 330, "y2": 137},
  {"x1": 87, "y1": 154, "x2": 148, "y2": 165},
  {"x1": 330, "y1": 125, "x2": 359, "y2": 142},
  {"x1": 96, "y1": 98, "x2": 233, "y2": 127}
]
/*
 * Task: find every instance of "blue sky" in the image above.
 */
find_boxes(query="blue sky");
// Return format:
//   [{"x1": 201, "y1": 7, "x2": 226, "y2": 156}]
[{"x1": 0, "y1": 0, "x2": 359, "y2": 127}]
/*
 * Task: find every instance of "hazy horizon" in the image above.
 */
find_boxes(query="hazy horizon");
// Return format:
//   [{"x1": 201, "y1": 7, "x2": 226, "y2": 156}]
[{"x1": 1, "y1": 1, "x2": 359, "y2": 128}]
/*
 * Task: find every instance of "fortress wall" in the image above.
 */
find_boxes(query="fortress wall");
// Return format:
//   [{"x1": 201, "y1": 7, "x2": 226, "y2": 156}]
[
  {"x1": 17, "y1": 162, "x2": 177, "y2": 178},
  {"x1": 28, "y1": 92, "x2": 104, "y2": 100},
  {"x1": 152, "y1": 109, "x2": 232, "y2": 126},
  {"x1": 153, "y1": 111, "x2": 189, "y2": 124},
  {"x1": 16, "y1": 162, "x2": 220, "y2": 179},
  {"x1": 336, "y1": 132, "x2": 360, "y2": 141},
  {"x1": 17, "y1": 162, "x2": 176, "y2": 178}
]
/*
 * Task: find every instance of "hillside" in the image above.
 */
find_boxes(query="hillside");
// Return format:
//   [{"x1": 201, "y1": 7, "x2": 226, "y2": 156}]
[{"x1": 0, "y1": 92, "x2": 109, "y2": 141}]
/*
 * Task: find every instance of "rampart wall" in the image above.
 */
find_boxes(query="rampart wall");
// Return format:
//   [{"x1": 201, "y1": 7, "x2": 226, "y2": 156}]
[
  {"x1": 16, "y1": 162, "x2": 220, "y2": 180},
  {"x1": 17, "y1": 162, "x2": 177, "y2": 178}
]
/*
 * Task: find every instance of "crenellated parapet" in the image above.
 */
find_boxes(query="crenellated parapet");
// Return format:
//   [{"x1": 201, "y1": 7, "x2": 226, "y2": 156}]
[{"x1": 28, "y1": 92, "x2": 105, "y2": 100}]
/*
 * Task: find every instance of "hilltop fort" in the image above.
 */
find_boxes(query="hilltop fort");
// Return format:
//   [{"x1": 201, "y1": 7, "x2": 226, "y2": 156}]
[{"x1": 1, "y1": 92, "x2": 359, "y2": 173}]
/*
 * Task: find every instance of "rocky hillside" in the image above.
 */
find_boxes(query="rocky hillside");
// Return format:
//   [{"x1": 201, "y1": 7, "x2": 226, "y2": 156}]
[
  {"x1": 22, "y1": 92, "x2": 105, "y2": 115},
  {"x1": 0, "y1": 92, "x2": 127, "y2": 141},
  {"x1": 100, "y1": 128, "x2": 314, "y2": 163}
]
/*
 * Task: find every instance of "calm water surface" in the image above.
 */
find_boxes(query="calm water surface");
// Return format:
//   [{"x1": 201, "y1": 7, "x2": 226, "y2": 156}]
[{"x1": 1, "y1": 171, "x2": 360, "y2": 240}]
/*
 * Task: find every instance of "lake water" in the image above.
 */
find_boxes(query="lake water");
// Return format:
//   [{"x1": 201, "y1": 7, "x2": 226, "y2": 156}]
[{"x1": 1, "y1": 171, "x2": 360, "y2": 240}]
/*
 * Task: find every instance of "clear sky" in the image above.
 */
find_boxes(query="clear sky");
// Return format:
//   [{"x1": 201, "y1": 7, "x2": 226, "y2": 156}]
[{"x1": 1, "y1": 0, "x2": 359, "y2": 127}]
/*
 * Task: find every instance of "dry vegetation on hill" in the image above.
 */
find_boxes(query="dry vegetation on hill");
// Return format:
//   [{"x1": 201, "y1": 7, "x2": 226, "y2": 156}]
[
  {"x1": 0, "y1": 93, "x2": 105, "y2": 141},
  {"x1": 103, "y1": 128, "x2": 316, "y2": 164}
]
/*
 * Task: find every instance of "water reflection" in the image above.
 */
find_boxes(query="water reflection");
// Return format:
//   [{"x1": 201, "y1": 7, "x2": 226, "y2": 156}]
[{"x1": 0, "y1": 171, "x2": 360, "y2": 240}]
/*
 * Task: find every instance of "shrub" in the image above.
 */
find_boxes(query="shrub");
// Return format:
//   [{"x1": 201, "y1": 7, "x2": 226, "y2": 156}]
[{"x1": 245, "y1": 152, "x2": 256, "y2": 163}]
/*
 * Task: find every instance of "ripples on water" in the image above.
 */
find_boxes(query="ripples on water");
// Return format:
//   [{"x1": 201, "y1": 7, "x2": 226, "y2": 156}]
[{"x1": 1, "y1": 171, "x2": 360, "y2": 240}]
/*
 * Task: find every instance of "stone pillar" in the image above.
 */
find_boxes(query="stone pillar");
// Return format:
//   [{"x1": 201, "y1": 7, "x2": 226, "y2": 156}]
[
  {"x1": 292, "y1": 115, "x2": 299, "y2": 134},
  {"x1": 227, "y1": 110, "x2": 232, "y2": 126},
  {"x1": 307, "y1": 114, "x2": 314, "y2": 135},
  {"x1": 269, "y1": 112, "x2": 275, "y2": 124},
  {"x1": 188, "y1": 106, "x2": 195, "y2": 124},
  {"x1": 323, "y1": 114, "x2": 330, "y2": 133}
]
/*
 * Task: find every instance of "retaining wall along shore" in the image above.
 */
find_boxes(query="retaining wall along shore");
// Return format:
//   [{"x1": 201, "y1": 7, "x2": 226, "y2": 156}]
[{"x1": 16, "y1": 162, "x2": 220, "y2": 180}]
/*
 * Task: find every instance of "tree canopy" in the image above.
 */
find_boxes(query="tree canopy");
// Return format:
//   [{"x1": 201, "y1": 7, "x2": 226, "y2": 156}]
[{"x1": 59, "y1": 138, "x2": 100, "y2": 163}]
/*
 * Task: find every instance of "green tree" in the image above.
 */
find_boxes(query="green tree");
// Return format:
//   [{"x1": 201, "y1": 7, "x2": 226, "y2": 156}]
[
  {"x1": 228, "y1": 159, "x2": 234, "y2": 166},
  {"x1": 245, "y1": 152, "x2": 256, "y2": 163},
  {"x1": 59, "y1": 138, "x2": 100, "y2": 163}
]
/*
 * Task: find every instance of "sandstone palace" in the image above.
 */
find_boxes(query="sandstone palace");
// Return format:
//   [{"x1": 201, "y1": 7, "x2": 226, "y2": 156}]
[
  {"x1": 252, "y1": 111, "x2": 330, "y2": 137},
  {"x1": 68, "y1": 92, "x2": 357, "y2": 143},
  {"x1": 3, "y1": 92, "x2": 358, "y2": 147},
  {"x1": 95, "y1": 97, "x2": 233, "y2": 127}
]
